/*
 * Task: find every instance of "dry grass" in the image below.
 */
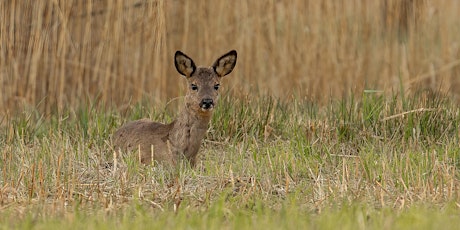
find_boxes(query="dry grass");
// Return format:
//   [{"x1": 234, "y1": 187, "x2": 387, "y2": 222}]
[
  {"x1": 0, "y1": 92, "x2": 459, "y2": 228},
  {"x1": 1, "y1": 0, "x2": 167, "y2": 113},
  {"x1": 1, "y1": 0, "x2": 460, "y2": 115}
]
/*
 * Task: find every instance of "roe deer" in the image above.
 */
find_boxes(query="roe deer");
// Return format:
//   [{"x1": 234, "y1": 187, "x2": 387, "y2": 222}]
[{"x1": 113, "y1": 50, "x2": 237, "y2": 167}]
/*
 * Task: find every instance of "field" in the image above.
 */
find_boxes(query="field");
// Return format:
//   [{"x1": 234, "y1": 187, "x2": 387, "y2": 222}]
[{"x1": 2, "y1": 0, "x2": 460, "y2": 229}]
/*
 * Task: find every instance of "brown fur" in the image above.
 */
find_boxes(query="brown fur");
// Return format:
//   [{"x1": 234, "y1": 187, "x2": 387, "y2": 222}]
[{"x1": 113, "y1": 50, "x2": 237, "y2": 167}]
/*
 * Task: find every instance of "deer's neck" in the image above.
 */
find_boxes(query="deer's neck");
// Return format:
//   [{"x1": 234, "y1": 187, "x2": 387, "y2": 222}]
[{"x1": 168, "y1": 108, "x2": 212, "y2": 162}]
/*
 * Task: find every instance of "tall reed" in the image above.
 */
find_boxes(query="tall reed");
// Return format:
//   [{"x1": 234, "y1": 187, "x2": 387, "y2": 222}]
[{"x1": 1, "y1": 0, "x2": 459, "y2": 114}]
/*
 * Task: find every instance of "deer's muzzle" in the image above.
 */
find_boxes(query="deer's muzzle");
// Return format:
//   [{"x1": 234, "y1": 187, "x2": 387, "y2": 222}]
[{"x1": 200, "y1": 98, "x2": 214, "y2": 111}]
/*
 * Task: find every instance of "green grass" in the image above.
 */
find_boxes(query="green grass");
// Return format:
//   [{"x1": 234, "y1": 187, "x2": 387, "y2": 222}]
[{"x1": 1, "y1": 91, "x2": 460, "y2": 229}]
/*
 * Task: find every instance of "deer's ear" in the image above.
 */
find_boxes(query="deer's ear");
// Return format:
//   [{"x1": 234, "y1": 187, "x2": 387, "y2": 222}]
[
  {"x1": 175, "y1": 51, "x2": 196, "y2": 77},
  {"x1": 212, "y1": 50, "x2": 237, "y2": 77}
]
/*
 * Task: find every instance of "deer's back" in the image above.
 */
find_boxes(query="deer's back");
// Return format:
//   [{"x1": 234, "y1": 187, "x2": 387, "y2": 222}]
[{"x1": 113, "y1": 119, "x2": 174, "y2": 164}]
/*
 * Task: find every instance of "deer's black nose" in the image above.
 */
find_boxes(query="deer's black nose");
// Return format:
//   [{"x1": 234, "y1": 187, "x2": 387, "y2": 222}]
[{"x1": 200, "y1": 98, "x2": 214, "y2": 109}]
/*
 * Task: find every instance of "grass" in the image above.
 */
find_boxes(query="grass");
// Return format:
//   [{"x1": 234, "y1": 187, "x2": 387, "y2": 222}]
[
  {"x1": 1, "y1": 91, "x2": 460, "y2": 229},
  {"x1": 3, "y1": 203, "x2": 460, "y2": 230}
]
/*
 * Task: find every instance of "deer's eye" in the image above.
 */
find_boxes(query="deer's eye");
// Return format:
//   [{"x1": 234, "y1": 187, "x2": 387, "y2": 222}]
[
  {"x1": 191, "y1": 84, "x2": 198, "y2": 91},
  {"x1": 214, "y1": 84, "x2": 220, "y2": 90}
]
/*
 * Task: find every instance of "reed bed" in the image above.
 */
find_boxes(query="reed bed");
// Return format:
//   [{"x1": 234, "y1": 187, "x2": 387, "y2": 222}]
[{"x1": 1, "y1": 0, "x2": 459, "y2": 115}]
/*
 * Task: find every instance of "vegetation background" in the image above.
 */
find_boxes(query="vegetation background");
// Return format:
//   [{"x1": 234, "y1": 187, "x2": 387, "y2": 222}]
[
  {"x1": 2, "y1": 0, "x2": 460, "y2": 113},
  {"x1": 1, "y1": 0, "x2": 460, "y2": 229}
]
